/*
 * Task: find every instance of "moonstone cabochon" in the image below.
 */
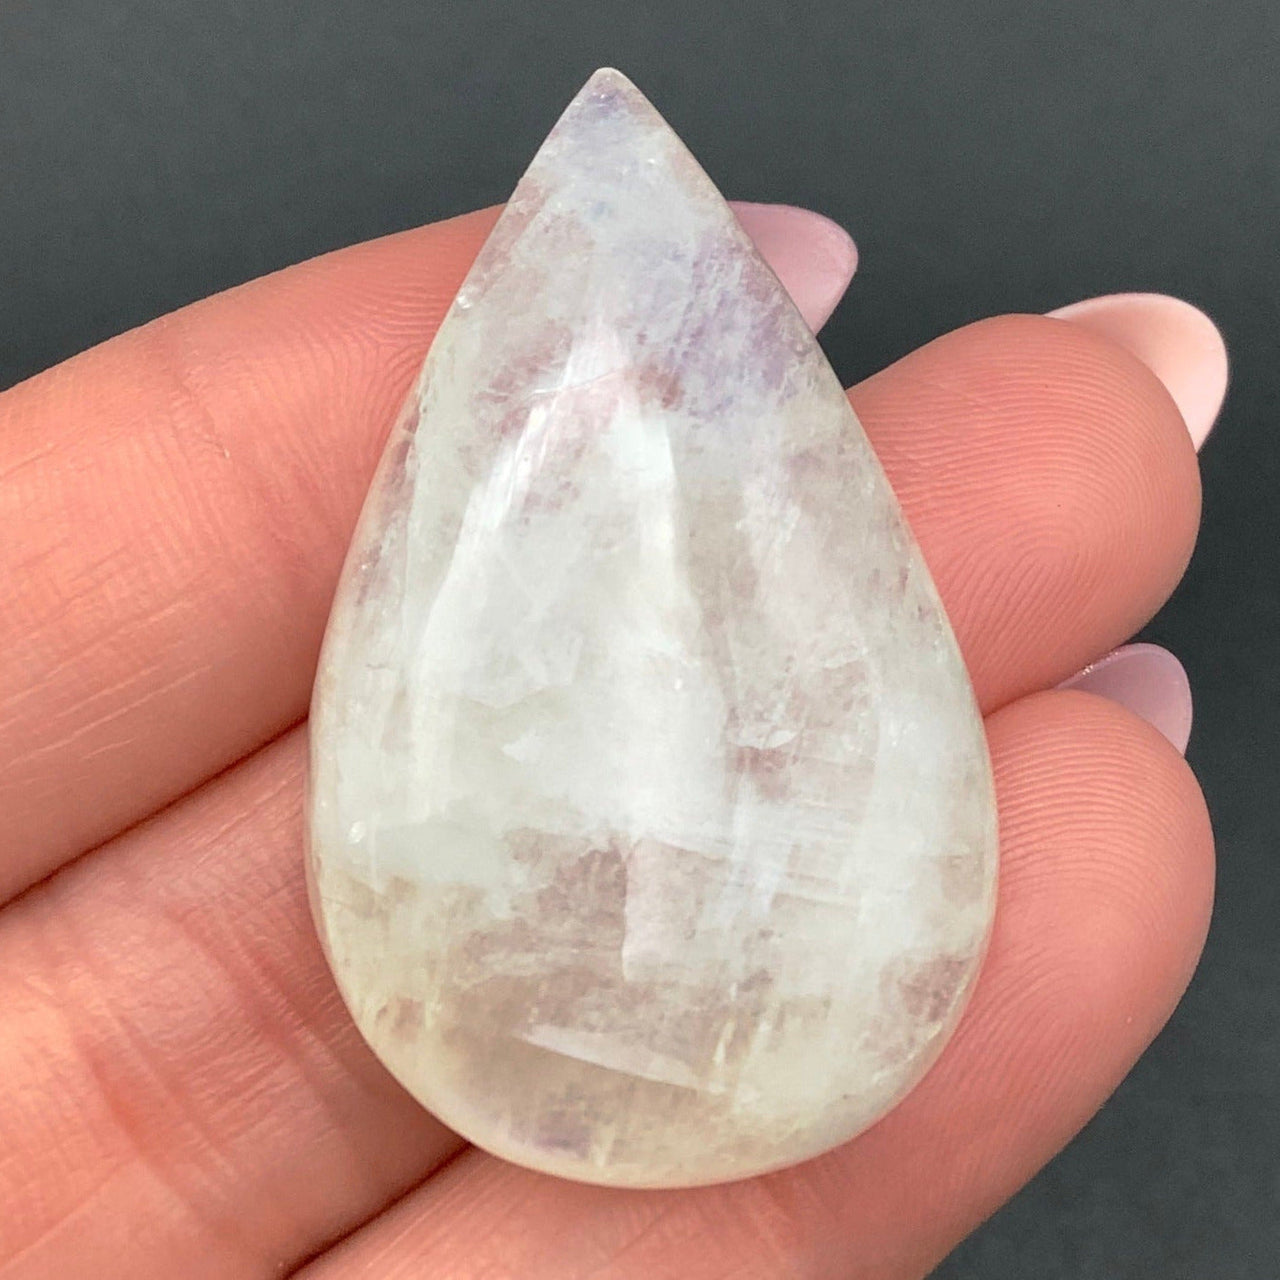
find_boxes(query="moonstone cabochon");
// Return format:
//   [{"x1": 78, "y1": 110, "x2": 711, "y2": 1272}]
[{"x1": 307, "y1": 67, "x2": 998, "y2": 1189}]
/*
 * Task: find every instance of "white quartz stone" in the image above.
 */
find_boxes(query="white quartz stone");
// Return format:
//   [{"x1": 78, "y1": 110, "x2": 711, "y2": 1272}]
[{"x1": 307, "y1": 67, "x2": 998, "y2": 1188}]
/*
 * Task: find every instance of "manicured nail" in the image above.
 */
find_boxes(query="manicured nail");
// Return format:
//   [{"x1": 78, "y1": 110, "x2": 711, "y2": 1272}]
[
  {"x1": 1059, "y1": 643, "x2": 1193, "y2": 753},
  {"x1": 1047, "y1": 292, "x2": 1228, "y2": 450},
  {"x1": 731, "y1": 202, "x2": 858, "y2": 333}
]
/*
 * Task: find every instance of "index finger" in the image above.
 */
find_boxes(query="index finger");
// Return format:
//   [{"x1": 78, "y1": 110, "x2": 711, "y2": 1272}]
[{"x1": 0, "y1": 203, "x2": 855, "y2": 902}]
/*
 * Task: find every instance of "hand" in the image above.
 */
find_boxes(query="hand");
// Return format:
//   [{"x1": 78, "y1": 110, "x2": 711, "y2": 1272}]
[{"x1": 0, "y1": 203, "x2": 1218, "y2": 1278}]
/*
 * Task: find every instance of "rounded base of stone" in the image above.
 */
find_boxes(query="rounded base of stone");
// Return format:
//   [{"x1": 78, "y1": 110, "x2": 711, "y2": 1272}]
[
  {"x1": 309, "y1": 847, "x2": 991, "y2": 1189},
  {"x1": 383, "y1": 1017, "x2": 964, "y2": 1188}
]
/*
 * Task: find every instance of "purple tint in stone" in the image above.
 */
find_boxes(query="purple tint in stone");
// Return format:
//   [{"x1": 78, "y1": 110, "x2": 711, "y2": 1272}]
[{"x1": 306, "y1": 68, "x2": 998, "y2": 1188}]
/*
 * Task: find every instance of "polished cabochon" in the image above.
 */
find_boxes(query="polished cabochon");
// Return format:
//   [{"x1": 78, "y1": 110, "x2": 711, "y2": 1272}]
[{"x1": 307, "y1": 68, "x2": 998, "y2": 1188}]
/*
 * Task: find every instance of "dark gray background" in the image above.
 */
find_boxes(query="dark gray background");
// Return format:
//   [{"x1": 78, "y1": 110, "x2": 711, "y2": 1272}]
[{"x1": 2, "y1": 1, "x2": 1276, "y2": 1275}]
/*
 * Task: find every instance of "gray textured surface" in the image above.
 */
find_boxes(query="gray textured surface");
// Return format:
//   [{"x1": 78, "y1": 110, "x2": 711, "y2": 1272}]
[{"x1": 2, "y1": 0, "x2": 1276, "y2": 1273}]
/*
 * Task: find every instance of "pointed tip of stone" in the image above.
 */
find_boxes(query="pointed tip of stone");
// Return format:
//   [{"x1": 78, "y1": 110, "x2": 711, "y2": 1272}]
[
  {"x1": 585, "y1": 66, "x2": 634, "y2": 87},
  {"x1": 530, "y1": 68, "x2": 701, "y2": 209},
  {"x1": 581, "y1": 66, "x2": 643, "y2": 96},
  {"x1": 566, "y1": 67, "x2": 659, "y2": 121}
]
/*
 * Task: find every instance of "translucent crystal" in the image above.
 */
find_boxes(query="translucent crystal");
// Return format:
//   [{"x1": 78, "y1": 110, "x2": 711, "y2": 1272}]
[{"x1": 307, "y1": 68, "x2": 997, "y2": 1188}]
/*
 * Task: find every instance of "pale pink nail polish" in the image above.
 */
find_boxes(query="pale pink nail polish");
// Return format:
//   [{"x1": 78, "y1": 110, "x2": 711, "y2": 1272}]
[
  {"x1": 1059, "y1": 643, "x2": 1193, "y2": 754},
  {"x1": 1047, "y1": 292, "x2": 1228, "y2": 450},
  {"x1": 731, "y1": 202, "x2": 858, "y2": 333}
]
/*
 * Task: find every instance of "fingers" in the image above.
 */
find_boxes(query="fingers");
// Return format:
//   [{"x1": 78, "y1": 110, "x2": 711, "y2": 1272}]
[
  {"x1": 0, "y1": 687, "x2": 1213, "y2": 1279},
  {"x1": 1047, "y1": 292, "x2": 1228, "y2": 449},
  {"x1": 0, "y1": 202, "x2": 852, "y2": 903},
  {"x1": 294, "y1": 692, "x2": 1214, "y2": 1280},
  {"x1": 0, "y1": 728, "x2": 458, "y2": 1280},
  {"x1": 1060, "y1": 642, "x2": 1193, "y2": 754},
  {"x1": 848, "y1": 313, "x2": 1199, "y2": 711},
  {"x1": 1045, "y1": 291, "x2": 1226, "y2": 755},
  {"x1": 1044, "y1": 291, "x2": 1226, "y2": 753},
  {"x1": 0, "y1": 241, "x2": 1198, "y2": 904},
  {"x1": 735, "y1": 202, "x2": 858, "y2": 331}
]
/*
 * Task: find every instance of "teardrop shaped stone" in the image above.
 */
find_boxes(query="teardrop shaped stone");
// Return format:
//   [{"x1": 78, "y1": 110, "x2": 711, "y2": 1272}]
[{"x1": 307, "y1": 67, "x2": 998, "y2": 1189}]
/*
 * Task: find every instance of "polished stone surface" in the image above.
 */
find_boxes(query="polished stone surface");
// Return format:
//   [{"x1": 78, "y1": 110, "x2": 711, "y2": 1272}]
[{"x1": 307, "y1": 67, "x2": 998, "y2": 1188}]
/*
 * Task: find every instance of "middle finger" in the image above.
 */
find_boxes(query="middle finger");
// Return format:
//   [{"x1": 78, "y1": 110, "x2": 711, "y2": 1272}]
[{"x1": 0, "y1": 312, "x2": 1199, "y2": 1278}]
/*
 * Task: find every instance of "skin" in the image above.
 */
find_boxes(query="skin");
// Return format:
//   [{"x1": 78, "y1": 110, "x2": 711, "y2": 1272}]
[{"x1": 0, "y1": 204, "x2": 1213, "y2": 1279}]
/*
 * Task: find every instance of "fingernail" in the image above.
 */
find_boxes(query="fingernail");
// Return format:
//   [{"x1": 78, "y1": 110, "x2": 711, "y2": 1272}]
[
  {"x1": 731, "y1": 202, "x2": 858, "y2": 333},
  {"x1": 1059, "y1": 643, "x2": 1193, "y2": 754},
  {"x1": 1047, "y1": 293, "x2": 1228, "y2": 450}
]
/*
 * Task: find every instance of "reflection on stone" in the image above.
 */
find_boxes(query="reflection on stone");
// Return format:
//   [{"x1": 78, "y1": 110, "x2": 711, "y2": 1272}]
[{"x1": 307, "y1": 67, "x2": 998, "y2": 1188}]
